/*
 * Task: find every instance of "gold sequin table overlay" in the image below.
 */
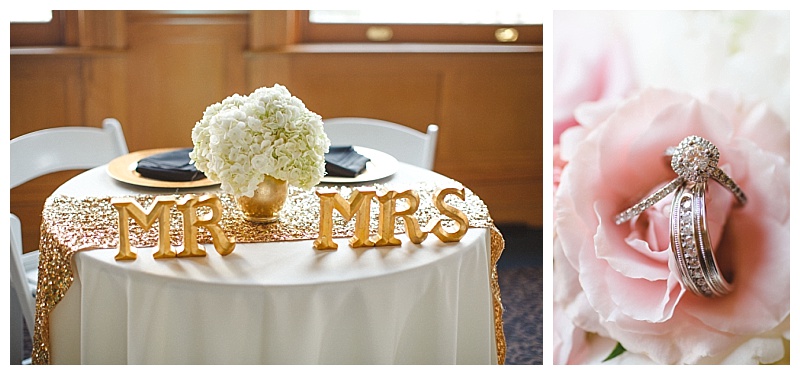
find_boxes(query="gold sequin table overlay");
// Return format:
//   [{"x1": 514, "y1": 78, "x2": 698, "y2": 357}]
[{"x1": 32, "y1": 183, "x2": 506, "y2": 365}]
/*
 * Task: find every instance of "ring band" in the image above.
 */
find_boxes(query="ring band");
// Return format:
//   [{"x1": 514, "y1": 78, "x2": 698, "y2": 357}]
[
  {"x1": 670, "y1": 181, "x2": 733, "y2": 297},
  {"x1": 615, "y1": 135, "x2": 746, "y2": 225},
  {"x1": 614, "y1": 177, "x2": 682, "y2": 225}
]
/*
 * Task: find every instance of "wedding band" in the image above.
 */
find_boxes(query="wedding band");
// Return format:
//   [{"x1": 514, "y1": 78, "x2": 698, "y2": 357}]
[
  {"x1": 615, "y1": 135, "x2": 746, "y2": 225},
  {"x1": 670, "y1": 181, "x2": 733, "y2": 297}
]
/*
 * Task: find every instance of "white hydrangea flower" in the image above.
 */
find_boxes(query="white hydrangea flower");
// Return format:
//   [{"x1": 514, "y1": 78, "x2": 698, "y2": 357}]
[{"x1": 189, "y1": 84, "x2": 330, "y2": 197}]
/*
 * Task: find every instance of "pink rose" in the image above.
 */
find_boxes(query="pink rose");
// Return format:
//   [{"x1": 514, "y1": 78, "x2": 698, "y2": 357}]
[
  {"x1": 553, "y1": 11, "x2": 636, "y2": 144},
  {"x1": 553, "y1": 145, "x2": 566, "y2": 199},
  {"x1": 553, "y1": 88, "x2": 790, "y2": 364}
]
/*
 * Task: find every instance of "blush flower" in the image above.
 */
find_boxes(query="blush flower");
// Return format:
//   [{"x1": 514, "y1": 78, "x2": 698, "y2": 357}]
[
  {"x1": 553, "y1": 88, "x2": 789, "y2": 364},
  {"x1": 553, "y1": 11, "x2": 636, "y2": 144}
]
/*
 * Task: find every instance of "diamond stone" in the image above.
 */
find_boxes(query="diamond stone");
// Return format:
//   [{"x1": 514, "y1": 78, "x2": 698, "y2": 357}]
[{"x1": 671, "y1": 135, "x2": 720, "y2": 183}]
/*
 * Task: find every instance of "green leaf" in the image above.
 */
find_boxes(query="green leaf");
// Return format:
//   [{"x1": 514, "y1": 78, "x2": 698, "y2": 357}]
[{"x1": 602, "y1": 342, "x2": 627, "y2": 362}]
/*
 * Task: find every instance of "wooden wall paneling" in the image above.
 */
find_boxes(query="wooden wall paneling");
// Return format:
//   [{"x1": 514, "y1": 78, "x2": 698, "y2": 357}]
[
  {"x1": 437, "y1": 52, "x2": 542, "y2": 226},
  {"x1": 11, "y1": 10, "x2": 127, "y2": 254},
  {"x1": 77, "y1": 10, "x2": 132, "y2": 134},
  {"x1": 245, "y1": 49, "x2": 542, "y2": 226},
  {"x1": 287, "y1": 53, "x2": 443, "y2": 132},
  {"x1": 10, "y1": 55, "x2": 89, "y2": 254},
  {"x1": 245, "y1": 54, "x2": 293, "y2": 93},
  {"x1": 124, "y1": 12, "x2": 248, "y2": 151},
  {"x1": 10, "y1": 56, "x2": 86, "y2": 138},
  {"x1": 82, "y1": 55, "x2": 130, "y2": 137},
  {"x1": 78, "y1": 10, "x2": 127, "y2": 48},
  {"x1": 247, "y1": 52, "x2": 443, "y2": 135},
  {"x1": 249, "y1": 10, "x2": 300, "y2": 49}
]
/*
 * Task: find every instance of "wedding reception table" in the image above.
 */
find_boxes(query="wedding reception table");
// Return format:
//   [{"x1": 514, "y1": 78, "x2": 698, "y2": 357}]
[{"x1": 31, "y1": 161, "x2": 505, "y2": 365}]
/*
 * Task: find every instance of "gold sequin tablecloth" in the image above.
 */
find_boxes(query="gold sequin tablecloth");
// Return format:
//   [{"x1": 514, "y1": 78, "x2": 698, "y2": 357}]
[{"x1": 32, "y1": 183, "x2": 506, "y2": 365}]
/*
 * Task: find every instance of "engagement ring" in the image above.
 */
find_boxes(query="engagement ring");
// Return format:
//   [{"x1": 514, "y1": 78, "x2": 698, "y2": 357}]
[
  {"x1": 615, "y1": 135, "x2": 745, "y2": 298},
  {"x1": 615, "y1": 135, "x2": 746, "y2": 225}
]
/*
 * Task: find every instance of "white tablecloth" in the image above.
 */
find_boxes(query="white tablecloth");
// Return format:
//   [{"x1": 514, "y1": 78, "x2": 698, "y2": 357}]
[{"x1": 47, "y1": 163, "x2": 498, "y2": 364}]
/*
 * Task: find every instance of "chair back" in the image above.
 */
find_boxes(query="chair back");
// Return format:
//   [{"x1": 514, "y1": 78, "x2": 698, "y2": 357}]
[
  {"x1": 10, "y1": 118, "x2": 129, "y2": 188},
  {"x1": 323, "y1": 117, "x2": 439, "y2": 169},
  {"x1": 9, "y1": 213, "x2": 35, "y2": 337},
  {"x1": 9, "y1": 118, "x2": 129, "y2": 352}
]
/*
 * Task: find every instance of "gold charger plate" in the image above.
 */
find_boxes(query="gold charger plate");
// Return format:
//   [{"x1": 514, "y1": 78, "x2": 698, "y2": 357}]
[{"x1": 107, "y1": 148, "x2": 219, "y2": 189}]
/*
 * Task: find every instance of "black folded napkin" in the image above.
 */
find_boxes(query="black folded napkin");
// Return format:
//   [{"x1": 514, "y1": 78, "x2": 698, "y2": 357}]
[
  {"x1": 325, "y1": 146, "x2": 370, "y2": 177},
  {"x1": 135, "y1": 148, "x2": 206, "y2": 182}
]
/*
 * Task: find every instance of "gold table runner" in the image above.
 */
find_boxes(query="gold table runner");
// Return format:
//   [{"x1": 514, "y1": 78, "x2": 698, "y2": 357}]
[{"x1": 32, "y1": 183, "x2": 506, "y2": 364}]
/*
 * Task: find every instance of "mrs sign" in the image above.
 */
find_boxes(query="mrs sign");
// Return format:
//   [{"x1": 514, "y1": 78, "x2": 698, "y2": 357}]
[{"x1": 111, "y1": 187, "x2": 470, "y2": 260}]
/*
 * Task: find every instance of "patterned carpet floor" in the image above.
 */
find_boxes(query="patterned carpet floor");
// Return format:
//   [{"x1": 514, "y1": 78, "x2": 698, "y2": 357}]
[
  {"x1": 499, "y1": 266, "x2": 543, "y2": 365},
  {"x1": 496, "y1": 223, "x2": 543, "y2": 365}
]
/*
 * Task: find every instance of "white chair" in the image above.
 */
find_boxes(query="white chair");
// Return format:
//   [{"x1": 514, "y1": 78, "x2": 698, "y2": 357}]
[
  {"x1": 323, "y1": 117, "x2": 439, "y2": 170},
  {"x1": 9, "y1": 118, "x2": 129, "y2": 364}
]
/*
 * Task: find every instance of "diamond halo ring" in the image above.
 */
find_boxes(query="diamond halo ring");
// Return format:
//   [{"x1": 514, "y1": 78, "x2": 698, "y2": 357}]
[{"x1": 615, "y1": 135, "x2": 746, "y2": 225}]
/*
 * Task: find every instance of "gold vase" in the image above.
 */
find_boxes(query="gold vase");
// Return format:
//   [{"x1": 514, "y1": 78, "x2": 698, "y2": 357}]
[{"x1": 236, "y1": 175, "x2": 288, "y2": 223}]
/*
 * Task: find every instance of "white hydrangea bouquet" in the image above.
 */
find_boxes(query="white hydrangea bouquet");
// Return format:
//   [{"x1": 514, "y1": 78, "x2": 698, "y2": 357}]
[{"x1": 190, "y1": 84, "x2": 330, "y2": 197}]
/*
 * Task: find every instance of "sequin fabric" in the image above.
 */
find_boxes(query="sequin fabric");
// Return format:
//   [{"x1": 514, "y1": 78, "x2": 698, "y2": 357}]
[{"x1": 32, "y1": 182, "x2": 505, "y2": 364}]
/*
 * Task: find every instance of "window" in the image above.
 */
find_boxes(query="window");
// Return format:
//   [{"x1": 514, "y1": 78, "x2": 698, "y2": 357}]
[
  {"x1": 299, "y1": 10, "x2": 541, "y2": 45},
  {"x1": 9, "y1": 9, "x2": 54, "y2": 22},
  {"x1": 308, "y1": 10, "x2": 542, "y2": 25}
]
